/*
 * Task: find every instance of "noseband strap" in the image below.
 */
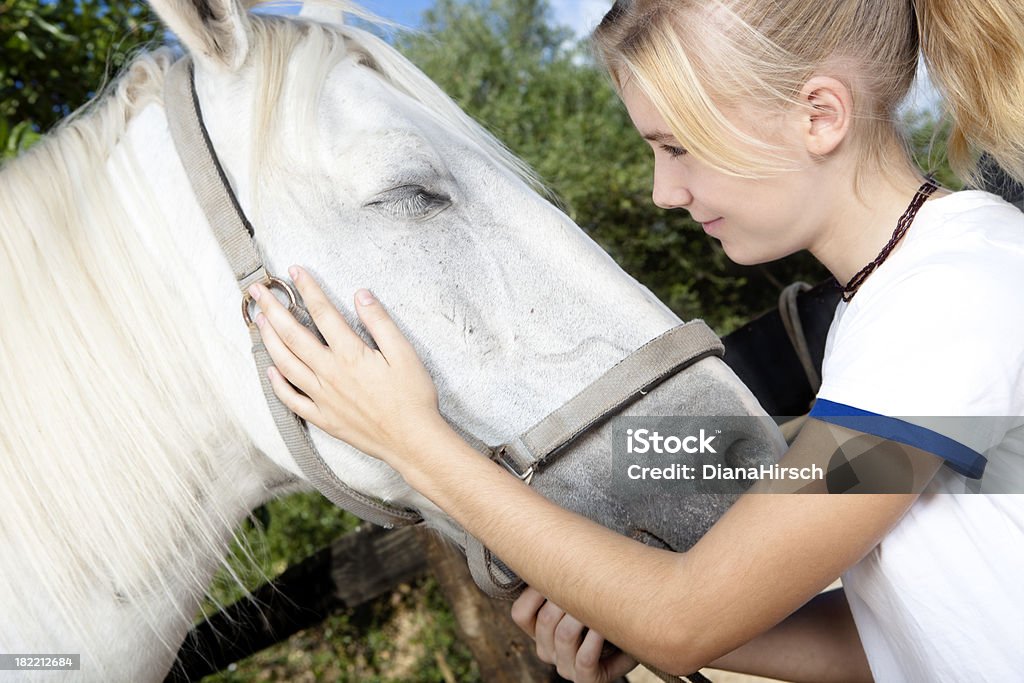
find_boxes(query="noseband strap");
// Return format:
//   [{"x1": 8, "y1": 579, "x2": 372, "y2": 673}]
[
  {"x1": 492, "y1": 322, "x2": 724, "y2": 481},
  {"x1": 464, "y1": 321, "x2": 724, "y2": 599}
]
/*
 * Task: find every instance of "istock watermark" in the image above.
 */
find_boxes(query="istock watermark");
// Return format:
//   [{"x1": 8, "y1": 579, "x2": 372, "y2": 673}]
[
  {"x1": 612, "y1": 416, "x2": 789, "y2": 495},
  {"x1": 611, "y1": 415, "x2": 1023, "y2": 495},
  {"x1": 625, "y1": 428, "x2": 719, "y2": 455}
]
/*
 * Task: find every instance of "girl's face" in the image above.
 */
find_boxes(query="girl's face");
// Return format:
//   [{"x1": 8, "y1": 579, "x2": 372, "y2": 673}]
[{"x1": 620, "y1": 83, "x2": 824, "y2": 266}]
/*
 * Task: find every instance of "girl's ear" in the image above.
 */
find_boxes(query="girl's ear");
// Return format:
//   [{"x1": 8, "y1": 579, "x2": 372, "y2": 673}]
[
  {"x1": 148, "y1": 0, "x2": 250, "y2": 71},
  {"x1": 800, "y1": 76, "x2": 853, "y2": 157}
]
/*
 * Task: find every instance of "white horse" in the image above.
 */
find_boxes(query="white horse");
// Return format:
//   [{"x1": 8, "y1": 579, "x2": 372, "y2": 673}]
[{"x1": 0, "y1": 1, "x2": 780, "y2": 680}]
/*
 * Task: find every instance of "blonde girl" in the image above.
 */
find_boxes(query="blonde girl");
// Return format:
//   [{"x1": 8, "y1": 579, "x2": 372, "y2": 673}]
[{"x1": 250, "y1": 0, "x2": 1024, "y2": 680}]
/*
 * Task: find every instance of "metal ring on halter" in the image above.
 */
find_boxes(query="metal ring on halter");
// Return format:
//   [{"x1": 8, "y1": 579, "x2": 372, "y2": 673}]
[{"x1": 241, "y1": 276, "x2": 298, "y2": 326}]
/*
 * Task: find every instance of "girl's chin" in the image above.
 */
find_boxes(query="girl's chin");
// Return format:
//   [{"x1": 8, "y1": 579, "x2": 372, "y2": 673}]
[{"x1": 719, "y1": 241, "x2": 783, "y2": 266}]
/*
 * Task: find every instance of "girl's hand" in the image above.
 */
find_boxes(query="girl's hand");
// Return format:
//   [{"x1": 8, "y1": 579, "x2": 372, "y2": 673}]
[
  {"x1": 512, "y1": 587, "x2": 638, "y2": 682},
  {"x1": 249, "y1": 266, "x2": 447, "y2": 467}
]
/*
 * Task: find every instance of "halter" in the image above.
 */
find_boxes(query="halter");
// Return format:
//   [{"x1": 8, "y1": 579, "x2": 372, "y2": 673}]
[{"x1": 162, "y1": 57, "x2": 725, "y2": 595}]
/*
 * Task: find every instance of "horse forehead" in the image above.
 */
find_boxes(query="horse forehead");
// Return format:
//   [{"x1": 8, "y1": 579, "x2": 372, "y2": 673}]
[
  {"x1": 319, "y1": 64, "x2": 425, "y2": 133},
  {"x1": 309, "y1": 73, "x2": 459, "y2": 199}
]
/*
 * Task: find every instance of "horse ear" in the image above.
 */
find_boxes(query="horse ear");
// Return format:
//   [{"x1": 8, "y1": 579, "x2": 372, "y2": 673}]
[
  {"x1": 148, "y1": 0, "x2": 251, "y2": 71},
  {"x1": 299, "y1": 1, "x2": 346, "y2": 26}
]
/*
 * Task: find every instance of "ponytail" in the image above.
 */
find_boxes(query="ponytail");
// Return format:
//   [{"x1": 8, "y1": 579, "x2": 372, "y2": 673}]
[{"x1": 916, "y1": 0, "x2": 1024, "y2": 186}]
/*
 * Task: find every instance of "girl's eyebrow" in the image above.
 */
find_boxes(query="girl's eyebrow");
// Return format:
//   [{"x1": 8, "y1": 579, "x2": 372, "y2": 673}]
[
  {"x1": 642, "y1": 131, "x2": 679, "y2": 143},
  {"x1": 638, "y1": 132, "x2": 679, "y2": 147}
]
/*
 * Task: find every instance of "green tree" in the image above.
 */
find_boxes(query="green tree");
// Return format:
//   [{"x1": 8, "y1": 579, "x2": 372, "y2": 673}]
[
  {"x1": 0, "y1": 0, "x2": 157, "y2": 157},
  {"x1": 396, "y1": 0, "x2": 830, "y2": 331}
]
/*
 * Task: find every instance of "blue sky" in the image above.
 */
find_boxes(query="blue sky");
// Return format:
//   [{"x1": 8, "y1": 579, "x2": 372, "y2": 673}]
[
  {"x1": 352, "y1": 0, "x2": 610, "y2": 37},
  {"x1": 358, "y1": 0, "x2": 434, "y2": 28}
]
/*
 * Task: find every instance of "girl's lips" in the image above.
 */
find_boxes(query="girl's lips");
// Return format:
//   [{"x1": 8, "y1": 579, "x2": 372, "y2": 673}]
[{"x1": 701, "y1": 217, "x2": 724, "y2": 232}]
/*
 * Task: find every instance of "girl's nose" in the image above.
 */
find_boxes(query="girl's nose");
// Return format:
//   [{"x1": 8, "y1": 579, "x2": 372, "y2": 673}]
[
  {"x1": 652, "y1": 164, "x2": 693, "y2": 210},
  {"x1": 652, "y1": 184, "x2": 693, "y2": 210}
]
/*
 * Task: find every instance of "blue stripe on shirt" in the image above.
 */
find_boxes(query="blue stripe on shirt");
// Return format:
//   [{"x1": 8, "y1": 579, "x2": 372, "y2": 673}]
[{"x1": 808, "y1": 399, "x2": 987, "y2": 479}]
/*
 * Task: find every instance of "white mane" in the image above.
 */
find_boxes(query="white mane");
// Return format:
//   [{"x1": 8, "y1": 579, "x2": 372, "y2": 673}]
[
  {"x1": 0, "y1": 47, "x2": 259, "y2": 659},
  {"x1": 0, "y1": 0, "x2": 544, "y2": 666}
]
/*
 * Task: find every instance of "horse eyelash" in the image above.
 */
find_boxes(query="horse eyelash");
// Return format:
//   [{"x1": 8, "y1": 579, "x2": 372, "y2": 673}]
[
  {"x1": 386, "y1": 189, "x2": 451, "y2": 220},
  {"x1": 395, "y1": 191, "x2": 436, "y2": 218}
]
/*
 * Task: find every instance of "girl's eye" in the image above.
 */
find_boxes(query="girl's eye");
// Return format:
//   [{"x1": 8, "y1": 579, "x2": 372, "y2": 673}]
[
  {"x1": 660, "y1": 144, "x2": 688, "y2": 159},
  {"x1": 366, "y1": 185, "x2": 452, "y2": 221}
]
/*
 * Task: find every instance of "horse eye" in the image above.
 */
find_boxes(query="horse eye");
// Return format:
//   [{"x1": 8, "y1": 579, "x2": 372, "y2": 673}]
[{"x1": 366, "y1": 185, "x2": 451, "y2": 221}]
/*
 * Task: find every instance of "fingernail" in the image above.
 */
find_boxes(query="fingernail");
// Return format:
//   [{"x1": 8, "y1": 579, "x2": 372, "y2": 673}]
[
  {"x1": 356, "y1": 289, "x2": 375, "y2": 306},
  {"x1": 289, "y1": 266, "x2": 300, "y2": 280},
  {"x1": 248, "y1": 284, "x2": 261, "y2": 301}
]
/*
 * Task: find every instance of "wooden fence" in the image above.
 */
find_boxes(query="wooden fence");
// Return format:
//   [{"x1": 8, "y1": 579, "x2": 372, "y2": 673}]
[{"x1": 166, "y1": 524, "x2": 568, "y2": 682}]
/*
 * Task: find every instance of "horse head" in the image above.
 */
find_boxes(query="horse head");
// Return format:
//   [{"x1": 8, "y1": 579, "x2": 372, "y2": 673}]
[{"x1": 146, "y1": 0, "x2": 787, "y2": 586}]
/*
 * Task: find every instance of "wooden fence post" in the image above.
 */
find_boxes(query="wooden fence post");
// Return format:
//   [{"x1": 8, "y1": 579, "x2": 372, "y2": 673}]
[{"x1": 419, "y1": 528, "x2": 565, "y2": 683}]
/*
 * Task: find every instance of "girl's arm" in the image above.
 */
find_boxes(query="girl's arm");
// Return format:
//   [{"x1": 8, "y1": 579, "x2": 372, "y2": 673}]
[
  {"x1": 398, "y1": 421, "x2": 932, "y2": 675},
  {"x1": 707, "y1": 588, "x2": 872, "y2": 683},
  {"x1": 517, "y1": 586, "x2": 871, "y2": 683},
  {"x1": 249, "y1": 271, "x2": 940, "y2": 675}
]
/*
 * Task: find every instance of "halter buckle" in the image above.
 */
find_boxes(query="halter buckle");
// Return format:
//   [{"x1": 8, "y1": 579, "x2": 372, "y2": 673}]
[
  {"x1": 493, "y1": 446, "x2": 535, "y2": 485},
  {"x1": 241, "y1": 275, "x2": 299, "y2": 326}
]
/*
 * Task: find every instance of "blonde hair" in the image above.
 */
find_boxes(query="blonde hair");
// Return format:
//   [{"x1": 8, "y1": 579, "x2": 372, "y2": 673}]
[{"x1": 593, "y1": 0, "x2": 1024, "y2": 187}]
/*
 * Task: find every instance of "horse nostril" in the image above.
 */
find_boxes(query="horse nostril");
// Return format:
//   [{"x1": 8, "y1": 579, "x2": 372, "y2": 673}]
[{"x1": 630, "y1": 528, "x2": 671, "y2": 550}]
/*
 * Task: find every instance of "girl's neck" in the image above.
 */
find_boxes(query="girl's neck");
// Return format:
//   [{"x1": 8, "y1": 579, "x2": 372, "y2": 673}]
[{"x1": 810, "y1": 164, "x2": 950, "y2": 287}]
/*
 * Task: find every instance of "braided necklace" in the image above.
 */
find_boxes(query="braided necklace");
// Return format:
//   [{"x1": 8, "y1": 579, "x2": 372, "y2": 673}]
[{"x1": 841, "y1": 178, "x2": 939, "y2": 302}]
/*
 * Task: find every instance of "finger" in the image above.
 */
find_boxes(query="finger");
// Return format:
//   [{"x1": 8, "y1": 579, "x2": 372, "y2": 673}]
[
  {"x1": 578, "y1": 630, "x2": 636, "y2": 682},
  {"x1": 288, "y1": 266, "x2": 365, "y2": 352},
  {"x1": 603, "y1": 651, "x2": 640, "y2": 681},
  {"x1": 576, "y1": 629, "x2": 605, "y2": 674},
  {"x1": 255, "y1": 312, "x2": 319, "y2": 394},
  {"x1": 534, "y1": 600, "x2": 565, "y2": 664},
  {"x1": 266, "y1": 366, "x2": 319, "y2": 422},
  {"x1": 353, "y1": 289, "x2": 416, "y2": 364},
  {"x1": 552, "y1": 613, "x2": 586, "y2": 680},
  {"x1": 249, "y1": 282, "x2": 330, "y2": 366},
  {"x1": 511, "y1": 587, "x2": 547, "y2": 637}
]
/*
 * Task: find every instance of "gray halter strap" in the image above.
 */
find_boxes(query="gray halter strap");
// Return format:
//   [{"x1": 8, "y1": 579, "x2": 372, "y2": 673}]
[
  {"x1": 164, "y1": 58, "x2": 420, "y2": 528},
  {"x1": 162, "y1": 56, "x2": 724, "y2": 580}
]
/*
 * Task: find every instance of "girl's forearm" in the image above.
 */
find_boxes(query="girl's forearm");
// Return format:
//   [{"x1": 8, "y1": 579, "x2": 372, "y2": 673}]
[{"x1": 708, "y1": 588, "x2": 872, "y2": 683}]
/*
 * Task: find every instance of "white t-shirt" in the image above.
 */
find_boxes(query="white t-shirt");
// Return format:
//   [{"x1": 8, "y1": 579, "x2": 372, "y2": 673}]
[{"x1": 808, "y1": 190, "x2": 1024, "y2": 681}]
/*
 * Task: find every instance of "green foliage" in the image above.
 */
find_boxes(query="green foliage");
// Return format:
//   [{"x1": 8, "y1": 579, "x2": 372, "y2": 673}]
[
  {"x1": 0, "y1": 0, "x2": 157, "y2": 157},
  {"x1": 395, "y1": 0, "x2": 830, "y2": 332},
  {"x1": 204, "y1": 576, "x2": 480, "y2": 683}
]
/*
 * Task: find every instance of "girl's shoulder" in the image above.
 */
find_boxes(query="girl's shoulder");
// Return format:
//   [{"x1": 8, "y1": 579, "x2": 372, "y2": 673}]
[
  {"x1": 824, "y1": 191, "x2": 1024, "y2": 415},
  {"x1": 853, "y1": 190, "x2": 1024, "y2": 310},
  {"x1": 908, "y1": 190, "x2": 1024, "y2": 251}
]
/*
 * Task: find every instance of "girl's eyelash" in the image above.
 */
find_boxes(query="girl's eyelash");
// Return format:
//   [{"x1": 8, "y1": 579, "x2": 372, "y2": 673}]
[{"x1": 660, "y1": 144, "x2": 688, "y2": 158}]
